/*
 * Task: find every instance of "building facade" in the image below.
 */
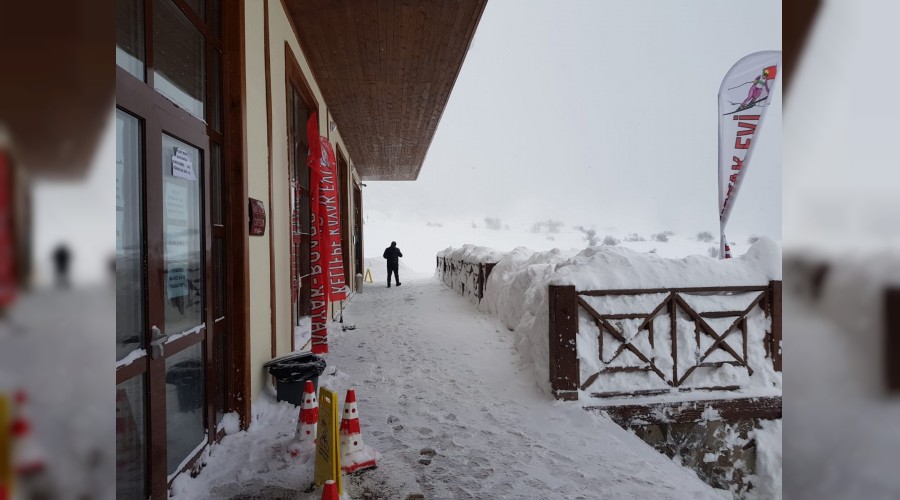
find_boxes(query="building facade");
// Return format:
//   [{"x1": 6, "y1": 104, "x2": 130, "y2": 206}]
[{"x1": 115, "y1": 0, "x2": 486, "y2": 497}]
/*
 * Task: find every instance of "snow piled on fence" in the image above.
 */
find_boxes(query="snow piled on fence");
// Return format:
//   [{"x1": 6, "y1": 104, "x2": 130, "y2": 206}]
[
  {"x1": 436, "y1": 244, "x2": 507, "y2": 264},
  {"x1": 550, "y1": 237, "x2": 781, "y2": 290},
  {"x1": 466, "y1": 237, "x2": 782, "y2": 396}
]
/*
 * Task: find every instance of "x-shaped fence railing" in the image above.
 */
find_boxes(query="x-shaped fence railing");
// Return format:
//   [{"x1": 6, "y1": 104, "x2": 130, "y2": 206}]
[{"x1": 549, "y1": 282, "x2": 782, "y2": 400}]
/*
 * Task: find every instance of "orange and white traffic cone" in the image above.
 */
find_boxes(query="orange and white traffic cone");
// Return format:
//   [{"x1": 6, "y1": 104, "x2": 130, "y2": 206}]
[
  {"x1": 320, "y1": 479, "x2": 339, "y2": 500},
  {"x1": 287, "y1": 381, "x2": 318, "y2": 459},
  {"x1": 338, "y1": 389, "x2": 378, "y2": 473},
  {"x1": 10, "y1": 391, "x2": 45, "y2": 476}
]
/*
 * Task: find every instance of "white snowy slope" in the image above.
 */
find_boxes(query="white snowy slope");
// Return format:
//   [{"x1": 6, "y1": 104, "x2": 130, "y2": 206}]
[{"x1": 175, "y1": 278, "x2": 723, "y2": 499}]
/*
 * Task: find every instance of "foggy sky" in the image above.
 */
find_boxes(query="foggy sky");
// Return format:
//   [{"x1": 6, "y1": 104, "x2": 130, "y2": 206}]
[{"x1": 365, "y1": 0, "x2": 782, "y2": 242}]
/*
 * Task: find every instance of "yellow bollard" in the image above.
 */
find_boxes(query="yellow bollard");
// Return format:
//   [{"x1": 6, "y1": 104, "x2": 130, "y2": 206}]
[{"x1": 0, "y1": 393, "x2": 11, "y2": 499}]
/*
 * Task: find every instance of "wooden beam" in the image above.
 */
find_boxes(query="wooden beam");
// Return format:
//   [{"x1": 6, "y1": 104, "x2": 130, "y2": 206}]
[
  {"x1": 771, "y1": 281, "x2": 782, "y2": 372},
  {"x1": 549, "y1": 285, "x2": 579, "y2": 400},
  {"x1": 784, "y1": 0, "x2": 821, "y2": 92},
  {"x1": 580, "y1": 286, "x2": 768, "y2": 296},
  {"x1": 222, "y1": 0, "x2": 251, "y2": 429},
  {"x1": 588, "y1": 397, "x2": 782, "y2": 426}
]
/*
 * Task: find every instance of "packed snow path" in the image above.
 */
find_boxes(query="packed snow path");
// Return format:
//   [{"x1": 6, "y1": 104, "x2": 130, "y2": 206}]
[{"x1": 178, "y1": 277, "x2": 720, "y2": 499}]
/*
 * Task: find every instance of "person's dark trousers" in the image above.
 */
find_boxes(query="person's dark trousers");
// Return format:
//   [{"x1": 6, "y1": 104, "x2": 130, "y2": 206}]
[{"x1": 387, "y1": 265, "x2": 400, "y2": 287}]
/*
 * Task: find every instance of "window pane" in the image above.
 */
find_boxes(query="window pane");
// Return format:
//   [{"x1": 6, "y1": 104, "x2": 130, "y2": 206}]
[
  {"x1": 116, "y1": 376, "x2": 147, "y2": 498},
  {"x1": 116, "y1": 0, "x2": 145, "y2": 80},
  {"x1": 154, "y1": 0, "x2": 205, "y2": 120},
  {"x1": 117, "y1": 110, "x2": 145, "y2": 361},
  {"x1": 165, "y1": 343, "x2": 206, "y2": 475},
  {"x1": 162, "y1": 134, "x2": 203, "y2": 336}
]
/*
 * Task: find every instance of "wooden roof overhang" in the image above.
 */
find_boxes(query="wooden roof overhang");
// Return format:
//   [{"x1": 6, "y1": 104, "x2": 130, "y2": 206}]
[
  {"x1": 0, "y1": 1, "x2": 111, "y2": 179},
  {"x1": 285, "y1": 0, "x2": 487, "y2": 181}
]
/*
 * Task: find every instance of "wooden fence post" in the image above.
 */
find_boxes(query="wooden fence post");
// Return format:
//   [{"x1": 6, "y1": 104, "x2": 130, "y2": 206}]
[
  {"x1": 886, "y1": 288, "x2": 900, "y2": 391},
  {"x1": 770, "y1": 280, "x2": 782, "y2": 372},
  {"x1": 477, "y1": 263, "x2": 485, "y2": 300},
  {"x1": 549, "y1": 285, "x2": 579, "y2": 400}
]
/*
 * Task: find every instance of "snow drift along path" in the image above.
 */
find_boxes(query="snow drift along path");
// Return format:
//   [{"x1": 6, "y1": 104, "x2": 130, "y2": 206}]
[{"x1": 176, "y1": 277, "x2": 721, "y2": 499}]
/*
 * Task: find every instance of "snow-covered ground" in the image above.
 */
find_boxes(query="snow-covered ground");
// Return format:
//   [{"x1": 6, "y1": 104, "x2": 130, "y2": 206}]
[
  {"x1": 175, "y1": 277, "x2": 725, "y2": 499},
  {"x1": 363, "y1": 211, "x2": 766, "y2": 277},
  {"x1": 0, "y1": 285, "x2": 115, "y2": 500},
  {"x1": 783, "y1": 261, "x2": 900, "y2": 499}
]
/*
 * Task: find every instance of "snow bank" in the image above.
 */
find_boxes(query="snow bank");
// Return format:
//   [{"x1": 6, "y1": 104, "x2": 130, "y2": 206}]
[
  {"x1": 550, "y1": 236, "x2": 781, "y2": 289},
  {"x1": 750, "y1": 419, "x2": 782, "y2": 500}
]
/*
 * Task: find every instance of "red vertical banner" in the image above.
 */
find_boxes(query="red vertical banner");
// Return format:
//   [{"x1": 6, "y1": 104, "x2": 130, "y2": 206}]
[
  {"x1": 318, "y1": 142, "x2": 348, "y2": 301},
  {"x1": 306, "y1": 113, "x2": 329, "y2": 354},
  {"x1": 0, "y1": 151, "x2": 17, "y2": 306}
]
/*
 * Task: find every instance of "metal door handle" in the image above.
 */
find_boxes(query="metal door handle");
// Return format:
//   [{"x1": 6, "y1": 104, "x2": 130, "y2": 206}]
[{"x1": 150, "y1": 325, "x2": 166, "y2": 359}]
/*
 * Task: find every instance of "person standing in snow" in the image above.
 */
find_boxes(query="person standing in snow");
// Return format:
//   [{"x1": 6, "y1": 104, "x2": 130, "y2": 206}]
[
  {"x1": 382, "y1": 241, "x2": 402, "y2": 288},
  {"x1": 52, "y1": 243, "x2": 72, "y2": 288}
]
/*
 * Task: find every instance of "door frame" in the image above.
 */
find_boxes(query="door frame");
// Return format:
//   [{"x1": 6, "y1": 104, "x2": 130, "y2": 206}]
[
  {"x1": 352, "y1": 181, "x2": 363, "y2": 290},
  {"x1": 336, "y1": 145, "x2": 351, "y2": 287},
  {"x1": 285, "y1": 42, "x2": 318, "y2": 348},
  {"x1": 114, "y1": 1, "x2": 250, "y2": 496}
]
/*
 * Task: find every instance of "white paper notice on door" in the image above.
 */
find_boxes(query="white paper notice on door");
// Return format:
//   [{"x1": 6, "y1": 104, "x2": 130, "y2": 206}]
[
  {"x1": 172, "y1": 146, "x2": 197, "y2": 181},
  {"x1": 165, "y1": 225, "x2": 190, "y2": 262},
  {"x1": 165, "y1": 226, "x2": 190, "y2": 300},
  {"x1": 164, "y1": 180, "x2": 190, "y2": 224},
  {"x1": 166, "y1": 265, "x2": 189, "y2": 299}
]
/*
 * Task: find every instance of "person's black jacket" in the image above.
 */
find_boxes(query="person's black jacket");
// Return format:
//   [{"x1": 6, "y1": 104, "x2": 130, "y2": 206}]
[{"x1": 383, "y1": 244, "x2": 403, "y2": 267}]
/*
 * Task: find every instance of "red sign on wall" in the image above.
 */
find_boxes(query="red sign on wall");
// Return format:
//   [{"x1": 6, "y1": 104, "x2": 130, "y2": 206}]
[{"x1": 248, "y1": 198, "x2": 266, "y2": 236}]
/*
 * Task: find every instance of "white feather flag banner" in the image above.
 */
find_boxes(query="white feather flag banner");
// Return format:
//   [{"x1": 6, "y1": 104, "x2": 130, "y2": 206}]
[{"x1": 718, "y1": 51, "x2": 781, "y2": 258}]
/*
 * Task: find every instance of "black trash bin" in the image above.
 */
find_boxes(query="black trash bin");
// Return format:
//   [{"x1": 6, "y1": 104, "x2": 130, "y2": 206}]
[
  {"x1": 264, "y1": 352, "x2": 327, "y2": 406},
  {"x1": 166, "y1": 359, "x2": 204, "y2": 412}
]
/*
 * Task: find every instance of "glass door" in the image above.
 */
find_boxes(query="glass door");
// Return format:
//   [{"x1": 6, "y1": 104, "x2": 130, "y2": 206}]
[
  {"x1": 116, "y1": 107, "x2": 148, "y2": 500},
  {"x1": 159, "y1": 134, "x2": 207, "y2": 477}
]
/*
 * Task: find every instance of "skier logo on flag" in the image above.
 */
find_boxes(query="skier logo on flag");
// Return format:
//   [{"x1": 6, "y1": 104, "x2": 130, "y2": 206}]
[{"x1": 724, "y1": 65, "x2": 777, "y2": 115}]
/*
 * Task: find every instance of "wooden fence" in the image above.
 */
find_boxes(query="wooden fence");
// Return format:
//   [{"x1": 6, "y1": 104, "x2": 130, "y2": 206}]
[
  {"x1": 436, "y1": 255, "x2": 496, "y2": 303},
  {"x1": 549, "y1": 281, "x2": 782, "y2": 401}
]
